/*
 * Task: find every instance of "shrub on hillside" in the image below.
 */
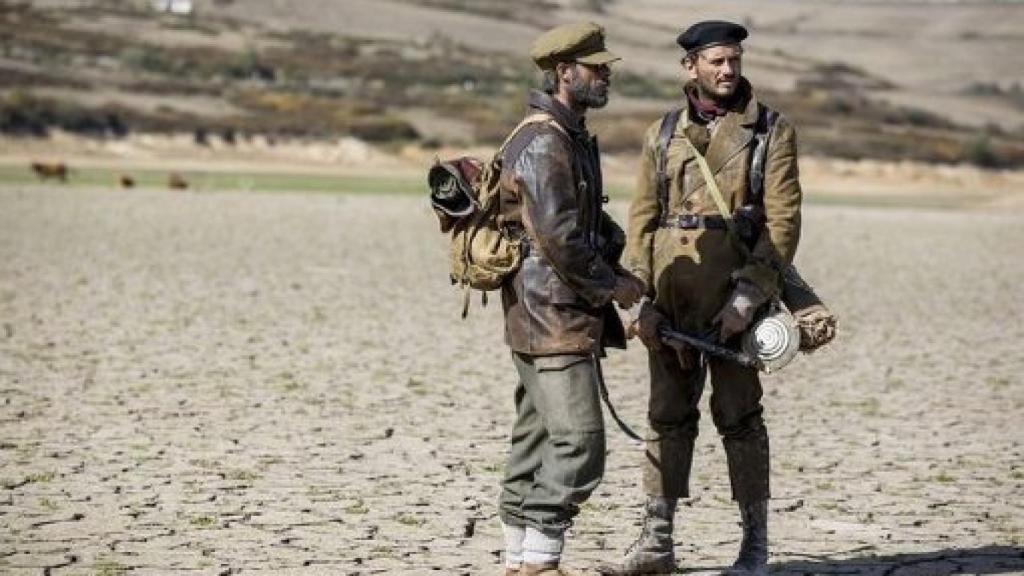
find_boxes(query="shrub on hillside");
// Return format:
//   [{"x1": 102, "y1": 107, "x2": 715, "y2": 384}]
[
  {"x1": 963, "y1": 135, "x2": 1007, "y2": 169},
  {"x1": 0, "y1": 91, "x2": 129, "y2": 137},
  {"x1": 348, "y1": 116, "x2": 419, "y2": 142}
]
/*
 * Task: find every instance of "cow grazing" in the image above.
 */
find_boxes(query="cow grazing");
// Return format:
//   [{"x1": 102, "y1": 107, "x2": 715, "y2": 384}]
[
  {"x1": 168, "y1": 173, "x2": 188, "y2": 190},
  {"x1": 119, "y1": 175, "x2": 135, "y2": 188},
  {"x1": 30, "y1": 161, "x2": 68, "y2": 182}
]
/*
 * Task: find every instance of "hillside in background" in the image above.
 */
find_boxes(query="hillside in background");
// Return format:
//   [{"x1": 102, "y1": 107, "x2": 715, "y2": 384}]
[{"x1": 3, "y1": 0, "x2": 1024, "y2": 167}]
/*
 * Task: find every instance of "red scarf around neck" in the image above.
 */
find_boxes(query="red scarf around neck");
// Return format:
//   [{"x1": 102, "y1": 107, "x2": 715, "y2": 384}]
[{"x1": 685, "y1": 85, "x2": 729, "y2": 120}]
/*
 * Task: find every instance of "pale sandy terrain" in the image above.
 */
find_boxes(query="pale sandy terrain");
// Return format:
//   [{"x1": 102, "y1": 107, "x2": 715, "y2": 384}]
[{"x1": 0, "y1": 185, "x2": 1022, "y2": 575}]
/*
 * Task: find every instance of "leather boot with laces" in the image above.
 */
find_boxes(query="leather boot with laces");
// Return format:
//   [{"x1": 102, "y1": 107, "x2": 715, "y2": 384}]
[
  {"x1": 597, "y1": 496, "x2": 677, "y2": 575},
  {"x1": 724, "y1": 499, "x2": 768, "y2": 576}
]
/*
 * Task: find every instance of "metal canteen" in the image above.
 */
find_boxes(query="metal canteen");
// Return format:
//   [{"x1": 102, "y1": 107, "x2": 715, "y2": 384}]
[{"x1": 742, "y1": 303, "x2": 801, "y2": 374}]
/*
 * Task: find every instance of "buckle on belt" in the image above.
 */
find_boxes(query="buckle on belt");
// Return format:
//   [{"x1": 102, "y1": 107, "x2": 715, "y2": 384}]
[{"x1": 662, "y1": 214, "x2": 701, "y2": 229}]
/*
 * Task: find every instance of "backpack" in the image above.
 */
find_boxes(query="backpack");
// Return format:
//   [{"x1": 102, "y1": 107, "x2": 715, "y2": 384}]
[{"x1": 428, "y1": 113, "x2": 563, "y2": 317}]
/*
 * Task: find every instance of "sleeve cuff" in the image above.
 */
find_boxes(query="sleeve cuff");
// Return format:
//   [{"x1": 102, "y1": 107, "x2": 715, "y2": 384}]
[{"x1": 732, "y1": 264, "x2": 780, "y2": 300}]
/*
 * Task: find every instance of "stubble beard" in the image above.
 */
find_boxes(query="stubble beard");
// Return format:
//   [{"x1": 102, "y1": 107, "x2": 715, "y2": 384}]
[
  {"x1": 697, "y1": 73, "x2": 737, "y2": 105},
  {"x1": 568, "y1": 76, "x2": 609, "y2": 110}
]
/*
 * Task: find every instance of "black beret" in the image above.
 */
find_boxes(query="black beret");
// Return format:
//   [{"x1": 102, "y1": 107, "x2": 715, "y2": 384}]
[{"x1": 677, "y1": 20, "x2": 748, "y2": 53}]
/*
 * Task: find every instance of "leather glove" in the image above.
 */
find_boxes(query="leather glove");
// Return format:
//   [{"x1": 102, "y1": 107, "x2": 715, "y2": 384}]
[
  {"x1": 713, "y1": 281, "x2": 768, "y2": 343},
  {"x1": 628, "y1": 299, "x2": 668, "y2": 352},
  {"x1": 612, "y1": 272, "x2": 645, "y2": 309}
]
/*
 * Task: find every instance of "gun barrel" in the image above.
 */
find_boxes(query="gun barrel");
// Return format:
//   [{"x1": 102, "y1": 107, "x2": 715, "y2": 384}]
[{"x1": 658, "y1": 326, "x2": 760, "y2": 369}]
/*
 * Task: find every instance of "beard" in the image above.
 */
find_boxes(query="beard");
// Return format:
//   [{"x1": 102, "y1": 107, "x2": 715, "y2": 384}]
[
  {"x1": 696, "y1": 73, "x2": 738, "y2": 104},
  {"x1": 568, "y1": 71, "x2": 609, "y2": 109}
]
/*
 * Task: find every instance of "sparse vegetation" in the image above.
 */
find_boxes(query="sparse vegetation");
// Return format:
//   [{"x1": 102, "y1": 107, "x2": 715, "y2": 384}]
[
  {"x1": 189, "y1": 513, "x2": 217, "y2": 527},
  {"x1": 0, "y1": 1, "x2": 1022, "y2": 167},
  {"x1": 963, "y1": 135, "x2": 1009, "y2": 169},
  {"x1": 396, "y1": 512, "x2": 425, "y2": 526},
  {"x1": 93, "y1": 559, "x2": 129, "y2": 576},
  {"x1": 344, "y1": 500, "x2": 369, "y2": 514}
]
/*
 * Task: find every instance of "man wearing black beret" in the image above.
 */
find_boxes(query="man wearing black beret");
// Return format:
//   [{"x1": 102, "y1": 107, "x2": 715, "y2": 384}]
[{"x1": 600, "y1": 19, "x2": 804, "y2": 576}]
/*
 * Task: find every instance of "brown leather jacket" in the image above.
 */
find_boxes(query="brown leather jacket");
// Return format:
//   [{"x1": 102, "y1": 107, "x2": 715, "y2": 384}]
[{"x1": 499, "y1": 91, "x2": 626, "y2": 355}]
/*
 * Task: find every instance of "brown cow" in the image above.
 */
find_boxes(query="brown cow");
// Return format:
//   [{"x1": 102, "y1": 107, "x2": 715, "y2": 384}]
[
  {"x1": 168, "y1": 173, "x2": 188, "y2": 190},
  {"x1": 30, "y1": 161, "x2": 68, "y2": 182},
  {"x1": 119, "y1": 175, "x2": 135, "y2": 189}
]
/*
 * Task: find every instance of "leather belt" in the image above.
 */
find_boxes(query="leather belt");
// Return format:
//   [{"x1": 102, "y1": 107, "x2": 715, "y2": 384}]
[{"x1": 660, "y1": 214, "x2": 728, "y2": 230}]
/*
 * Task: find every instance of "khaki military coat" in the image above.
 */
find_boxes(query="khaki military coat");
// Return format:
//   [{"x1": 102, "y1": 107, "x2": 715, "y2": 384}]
[{"x1": 625, "y1": 80, "x2": 802, "y2": 333}]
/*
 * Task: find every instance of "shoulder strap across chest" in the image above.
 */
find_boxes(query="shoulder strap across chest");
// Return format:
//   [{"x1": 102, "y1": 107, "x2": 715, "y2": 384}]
[
  {"x1": 747, "y1": 103, "x2": 779, "y2": 206},
  {"x1": 501, "y1": 112, "x2": 568, "y2": 167},
  {"x1": 654, "y1": 103, "x2": 780, "y2": 217},
  {"x1": 655, "y1": 107, "x2": 683, "y2": 219}
]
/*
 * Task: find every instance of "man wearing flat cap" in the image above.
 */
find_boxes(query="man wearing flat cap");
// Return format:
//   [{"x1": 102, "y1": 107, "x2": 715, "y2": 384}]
[
  {"x1": 599, "y1": 20, "x2": 803, "y2": 576},
  {"x1": 494, "y1": 21, "x2": 645, "y2": 576}
]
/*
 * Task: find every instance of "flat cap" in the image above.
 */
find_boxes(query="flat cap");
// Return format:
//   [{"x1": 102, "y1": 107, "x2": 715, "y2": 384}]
[
  {"x1": 530, "y1": 21, "x2": 620, "y2": 70},
  {"x1": 677, "y1": 20, "x2": 748, "y2": 53}
]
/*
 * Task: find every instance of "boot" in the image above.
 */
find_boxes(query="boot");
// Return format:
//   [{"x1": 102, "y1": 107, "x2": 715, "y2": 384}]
[
  {"x1": 597, "y1": 496, "x2": 677, "y2": 575},
  {"x1": 724, "y1": 500, "x2": 768, "y2": 576}
]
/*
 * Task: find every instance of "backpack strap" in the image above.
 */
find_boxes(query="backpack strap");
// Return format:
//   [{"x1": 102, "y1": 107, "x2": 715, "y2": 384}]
[
  {"x1": 655, "y1": 107, "x2": 683, "y2": 220},
  {"x1": 500, "y1": 112, "x2": 567, "y2": 161},
  {"x1": 498, "y1": 112, "x2": 576, "y2": 232},
  {"x1": 746, "y1": 103, "x2": 779, "y2": 206}
]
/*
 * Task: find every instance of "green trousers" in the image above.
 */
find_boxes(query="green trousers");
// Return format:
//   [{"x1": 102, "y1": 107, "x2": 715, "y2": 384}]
[{"x1": 499, "y1": 353, "x2": 606, "y2": 537}]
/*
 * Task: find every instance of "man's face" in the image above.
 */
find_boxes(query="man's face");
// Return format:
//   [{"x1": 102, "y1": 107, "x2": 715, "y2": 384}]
[
  {"x1": 565, "y1": 62, "x2": 611, "y2": 109},
  {"x1": 684, "y1": 44, "x2": 743, "y2": 100}
]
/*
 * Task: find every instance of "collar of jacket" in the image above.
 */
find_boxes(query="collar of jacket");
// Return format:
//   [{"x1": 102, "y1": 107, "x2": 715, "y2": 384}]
[
  {"x1": 527, "y1": 90, "x2": 587, "y2": 138},
  {"x1": 681, "y1": 77, "x2": 759, "y2": 127},
  {"x1": 678, "y1": 77, "x2": 762, "y2": 177}
]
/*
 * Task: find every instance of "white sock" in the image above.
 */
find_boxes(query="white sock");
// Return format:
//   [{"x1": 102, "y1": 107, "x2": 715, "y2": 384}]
[
  {"x1": 522, "y1": 525, "x2": 564, "y2": 566},
  {"x1": 503, "y1": 522, "x2": 526, "y2": 567}
]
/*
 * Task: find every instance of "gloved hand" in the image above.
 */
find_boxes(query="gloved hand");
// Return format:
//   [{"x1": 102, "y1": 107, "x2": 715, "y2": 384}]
[
  {"x1": 612, "y1": 272, "x2": 645, "y2": 309},
  {"x1": 627, "y1": 299, "x2": 668, "y2": 352},
  {"x1": 713, "y1": 281, "x2": 768, "y2": 343}
]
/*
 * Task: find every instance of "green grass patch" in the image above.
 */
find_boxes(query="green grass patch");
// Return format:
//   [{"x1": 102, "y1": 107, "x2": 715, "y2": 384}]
[
  {"x1": 3, "y1": 163, "x2": 994, "y2": 210},
  {"x1": 225, "y1": 469, "x2": 260, "y2": 482},
  {"x1": 25, "y1": 470, "x2": 56, "y2": 484},
  {"x1": 803, "y1": 189, "x2": 992, "y2": 210},
  {"x1": 344, "y1": 500, "x2": 369, "y2": 514},
  {"x1": 0, "y1": 164, "x2": 423, "y2": 195},
  {"x1": 189, "y1": 514, "x2": 217, "y2": 527},
  {"x1": 395, "y1": 512, "x2": 424, "y2": 526},
  {"x1": 93, "y1": 559, "x2": 129, "y2": 576}
]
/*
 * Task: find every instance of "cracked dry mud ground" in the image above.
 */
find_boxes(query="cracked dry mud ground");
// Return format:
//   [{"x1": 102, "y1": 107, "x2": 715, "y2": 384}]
[{"x1": 0, "y1": 186, "x2": 1021, "y2": 576}]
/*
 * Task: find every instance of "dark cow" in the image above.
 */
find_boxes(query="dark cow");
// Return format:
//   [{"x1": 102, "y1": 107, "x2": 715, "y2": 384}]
[{"x1": 30, "y1": 161, "x2": 68, "y2": 182}]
